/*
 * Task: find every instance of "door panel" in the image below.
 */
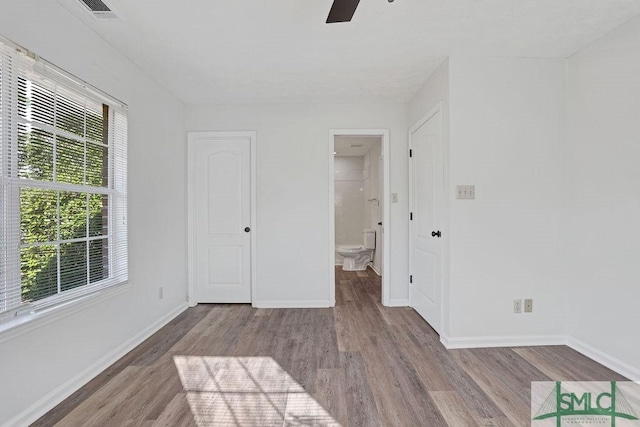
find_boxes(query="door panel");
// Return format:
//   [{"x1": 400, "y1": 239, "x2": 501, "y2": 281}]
[
  {"x1": 410, "y1": 109, "x2": 443, "y2": 333},
  {"x1": 207, "y1": 152, "x2": 242, "y2": 235},
  {"x1": 415, "y1": 248, "x2": 436, "y2": 302},
  {"x1": 416, "y1": 141, "x2": 435, "y2": 239},
  {"x1": 194, "y1": 137, "x2": 251, "y2": 303},
  {"x1": 208, "y1": 247, "x2": 243, "y2": 284}
]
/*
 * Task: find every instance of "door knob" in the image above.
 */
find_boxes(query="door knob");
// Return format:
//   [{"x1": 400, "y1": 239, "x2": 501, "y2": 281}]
[
  {"x1": 431, "y1": 230, "x2": 441, "y2": 238},
  {"x1": 244, "y1": 227, "x2": 251, "y2": 233},
  {"x1": 378, "y1": 222, "x2": 382, "y2": 226}
]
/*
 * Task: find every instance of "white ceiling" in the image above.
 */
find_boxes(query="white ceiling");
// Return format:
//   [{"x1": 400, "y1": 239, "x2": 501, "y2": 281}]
[
  {"x1": 335, "y1": 136, "x2": 381, "y2": 156},
  {"x1": 58, "y1": 0, "x2": 640, "y2": 105}
]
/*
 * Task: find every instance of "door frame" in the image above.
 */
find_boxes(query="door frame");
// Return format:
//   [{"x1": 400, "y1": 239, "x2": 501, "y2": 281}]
[
  {"x1": 187, "y1": 131, "x2": 257, "y2": 307},
  {"x1": 408, "y1": 102, "x2": 445, "y2": 333},
  {"x1": 329, "y1": 129, "x2": 391, "y2": 306}
]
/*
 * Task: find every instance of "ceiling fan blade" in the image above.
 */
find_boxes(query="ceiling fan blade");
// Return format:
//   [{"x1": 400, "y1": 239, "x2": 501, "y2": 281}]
[{"x1": 326, "y1": 0, "x2": 361, "y2": 23}]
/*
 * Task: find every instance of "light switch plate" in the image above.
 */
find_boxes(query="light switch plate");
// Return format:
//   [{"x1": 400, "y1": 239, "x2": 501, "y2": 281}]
[
  {"x1": 456, "y1": 185, "x2": 475, "y2": 200},
  {"x1": 391, "y1": 193, "x2": 398, "y2": 203}
]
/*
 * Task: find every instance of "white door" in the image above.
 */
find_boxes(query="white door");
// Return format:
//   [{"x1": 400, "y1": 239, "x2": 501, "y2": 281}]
[
  {"x1": 190, "y1": 133, "x2": 253, "y2": 303},
  {"x1": 409, "y1": 107, "x2": 443, "y2": 333}
]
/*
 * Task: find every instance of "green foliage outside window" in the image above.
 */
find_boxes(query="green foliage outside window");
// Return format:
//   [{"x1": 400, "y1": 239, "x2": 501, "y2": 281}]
[{"x1": 17, "y1": 77, "x2": 110, "y2": 304}]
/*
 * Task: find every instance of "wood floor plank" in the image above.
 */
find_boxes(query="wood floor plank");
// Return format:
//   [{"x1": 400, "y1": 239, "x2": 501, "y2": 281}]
[
  {"x1": 340, "y1": 351, "x2": 383, "y2": 427},
  {"x1": 351, "y1": 277, "x2": 375, "y2": 302},
  {"x1": 477, "y1": 416, "x2": 516, "y2": 426},
  {"x1": 374, "y1": 303, "x2": 410, "y2": 326},
  {"x1": 58, "y1": 353, "x2": 183, "y2": 426},
  {"x1": 347, "y1": 293, "x2": 446, "y2": 425},
  {"x1": 315, "y1": 312, "x2": 342, "y2": 369},
  {"x1": 362, "y1": 333, "x2": 449, "y2": 426},
  {"x1": 288, "y1": 333, "x2": 319, "y2": 394},
  {"x1": 403, "y1": 326, "x2": 505, "y2": 420},
  {"x1": 430, "y1": 391, "x2": 482, "y2": 426},
  {"x1": 357, "y1": 339, "x2": 418, "y2": 426},
  {"x1": 338, "y1": 279, "x2": 359, "y2": 301},
  {"x1": 314, "y1": 368, "x2": 349, "y2": 426},
  {"x1": 388, "y1": 325, "x2": 454, "y2": 392},
  {"x1": 171, "y1": 305, "x2": 255, "y2": 355},
  {"x1": 54, "y1": 365, "x2": 146, "y2": 426},
  {"x1": 334, "y1": 304, "x2": 360, "y2": 352},
  {"x1": 450, "y1": 348, "x2": 549, "y2": 426},
  {"x1": 152, "y1": 393, "x2": 197, "y2": 427},
  {"x1": 253, "y1": 308, "x2": 273, "y2": 317},
  {"x1": 230, "y1": 315, "x2": 268, "y2": 356}
]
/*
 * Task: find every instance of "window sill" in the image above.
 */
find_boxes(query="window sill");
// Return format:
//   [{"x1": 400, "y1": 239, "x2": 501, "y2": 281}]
[{"x1": 0, "y1": 282, "x2": 131, "y2": 344}]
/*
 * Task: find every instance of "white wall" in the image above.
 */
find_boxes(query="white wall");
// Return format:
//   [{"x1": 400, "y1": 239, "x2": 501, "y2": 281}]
[
  {"x1": 362, "y1": 153, "x2": 372, "y2": 231},
  {"x1": 447, "y1": 56, "x2": 567, "y2": 341},
  {"x1": 0, "y1": 1, "x2": 187, "y2": 424},
  {"x1": 335, "y1": 156, "x2": 366, "y2": 263},
  {"x1": 186, "y1": 104, "x2": 409, "y2": 305},
  {"x1": 565, "y1": 14, "x2": 640, "y2": 377}
]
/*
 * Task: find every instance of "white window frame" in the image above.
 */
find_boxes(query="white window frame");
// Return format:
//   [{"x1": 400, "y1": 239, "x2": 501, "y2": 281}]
[{"x1": 0, "y1": 35, "x2": 128, "y2": 332}]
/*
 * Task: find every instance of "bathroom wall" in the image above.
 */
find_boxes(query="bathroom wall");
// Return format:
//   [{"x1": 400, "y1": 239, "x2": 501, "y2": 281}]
[
  {"x1": 363, "y1": 142, "x2": 383, "y2": 274},
  {"x1": 335, "y1": 156, "x2": 366, "y2": 264}
]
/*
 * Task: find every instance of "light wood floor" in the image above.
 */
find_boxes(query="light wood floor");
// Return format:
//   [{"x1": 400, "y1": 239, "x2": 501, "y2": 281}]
[{"x1": 35, "y1": 267, "x2": 625, "y2": 426}]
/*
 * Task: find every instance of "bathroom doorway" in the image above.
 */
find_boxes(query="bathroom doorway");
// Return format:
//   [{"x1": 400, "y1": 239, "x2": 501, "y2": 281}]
[{"x1": 328, "y1": 129, "x2": 390, "y2": 306}]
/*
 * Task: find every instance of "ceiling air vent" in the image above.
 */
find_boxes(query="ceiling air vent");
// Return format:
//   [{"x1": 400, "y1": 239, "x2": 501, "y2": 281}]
[{"x1": 79, "y1": 0, "x2": 118, "y2": 20}]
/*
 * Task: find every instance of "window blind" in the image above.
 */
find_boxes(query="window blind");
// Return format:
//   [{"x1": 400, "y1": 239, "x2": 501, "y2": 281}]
[{"x1": 0, "y1": 35, "x2": 128, "y2": 321}]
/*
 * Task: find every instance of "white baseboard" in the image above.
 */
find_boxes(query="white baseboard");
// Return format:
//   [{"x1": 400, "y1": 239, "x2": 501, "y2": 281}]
[
  {"x1": 5, "y1": 303, "x2": 189, "y2": 427},
  {"x1": 387, "y1": 299, "x2": 410, "y2": 307},
  {"x1": 567, "y1": 337, "x2": 640, "y2": 382},
  {"x1": 252, "y1": 300, "x2": 333, "y2": 309},
  {"x1": 368, "y1": 264, "x2": 381, "y2": 276},
  {"x1": 441, "y1": 334, "x2": 567, "y2": 349}
]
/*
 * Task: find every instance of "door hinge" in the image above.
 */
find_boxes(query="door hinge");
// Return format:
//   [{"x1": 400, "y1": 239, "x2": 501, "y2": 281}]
[
  {"x1": 409, "y1": 149, "x2": 413, "y2": 158},
  {"x1": 410, "y1": 212, "x2": 413, "y2": 221},
  {"x1": 410, "y1": 275, "x2": 413, "y2": 284}
]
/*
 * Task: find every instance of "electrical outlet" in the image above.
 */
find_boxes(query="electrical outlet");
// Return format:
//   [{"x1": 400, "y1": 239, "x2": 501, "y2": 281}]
[
  {"x1": 524, "y1": 299, "x2": 533, "y2": 313},
  {"x1": 159, "y1": 287, "x2": 164, "y2": 300},
  {"x1": 513, "y1": 299, "x2": 522, "y2": 314}
]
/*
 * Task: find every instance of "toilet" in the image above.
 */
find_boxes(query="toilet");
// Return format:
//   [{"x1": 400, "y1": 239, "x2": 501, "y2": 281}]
[{"x1": 337, "y1": 229, "x2": 376, "y2": 271}]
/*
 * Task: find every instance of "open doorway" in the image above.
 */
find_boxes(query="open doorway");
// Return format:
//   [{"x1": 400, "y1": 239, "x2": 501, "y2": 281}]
[{"x1": 328, "y1": 129, "x2": 390, "y2": 306}]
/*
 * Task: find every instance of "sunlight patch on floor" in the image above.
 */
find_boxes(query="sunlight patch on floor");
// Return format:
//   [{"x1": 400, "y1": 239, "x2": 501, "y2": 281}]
[{"x1": 174, "y1": 356, "x2": 340, "y2": 426}]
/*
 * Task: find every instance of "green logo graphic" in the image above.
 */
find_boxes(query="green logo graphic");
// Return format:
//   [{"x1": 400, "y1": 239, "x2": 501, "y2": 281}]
[{"x1": 533, "y1": 381, "x2": 639, "y2": 427}]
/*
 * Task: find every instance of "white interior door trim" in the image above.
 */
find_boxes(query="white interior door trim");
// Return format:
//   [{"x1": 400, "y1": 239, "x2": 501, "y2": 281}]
[
  {"x1": 328, "y1": 129, "x2": 391, "y2": 306},
  {"x1": 187, "y1": 131, "x2": 257, "y2": 307},
  {"x1": 409, "y1": 102, "x2": 445, "y2": 332}
]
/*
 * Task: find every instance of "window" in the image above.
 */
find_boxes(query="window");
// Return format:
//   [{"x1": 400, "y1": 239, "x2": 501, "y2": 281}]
[{"x1": 0, "y1": 36, "x2": 127, "y2": 322}]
